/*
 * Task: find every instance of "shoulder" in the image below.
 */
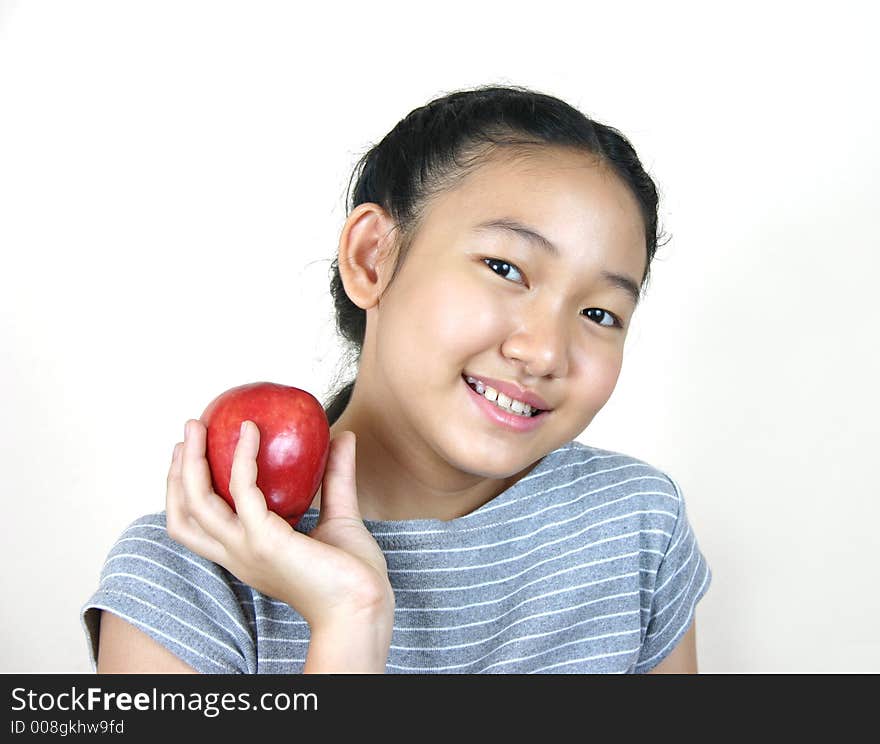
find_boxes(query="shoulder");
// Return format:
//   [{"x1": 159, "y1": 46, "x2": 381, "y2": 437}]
[
  {"x1": 530, "y1": 440, "x2": 686, "y2": 569},
  {"x1": 498, "y1": 439, "x2": 685, "y2": 560},
  {"x1": 99, "y1": 512, "x2": 235, "y2": 590},
  {"x1": 538, "y1": 439, "x2": 682, "y2": 513},
  {"x1": 550, "y1": 442, "x2": 712, "y2": 675},
  {"x1": 81, "y1": 512, "x2": 257, "y2": 673},
  {"x1": 96, "y1": 511, "x2": 257, "y2": 609},
  {"x1": 535, "y1": 441, "x2": 712, "y2": 674}
]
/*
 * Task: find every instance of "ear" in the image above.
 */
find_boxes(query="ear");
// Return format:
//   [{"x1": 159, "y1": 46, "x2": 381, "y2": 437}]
[{"x1": 336, "y1": 203, "x2": 399, "y2": 310}]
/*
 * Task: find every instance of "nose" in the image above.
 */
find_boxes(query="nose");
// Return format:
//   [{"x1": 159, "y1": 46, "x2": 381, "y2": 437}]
[{"x1": 501, "y1": 301, "x2": 570, "y2": 379}]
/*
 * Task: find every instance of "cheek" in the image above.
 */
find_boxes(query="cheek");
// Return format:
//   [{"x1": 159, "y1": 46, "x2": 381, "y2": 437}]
[
  {"x1": 373, "y1": 277, "x2": 470, "y2": 396},
  {"x1": 384, "y1": 275, "x2": 498, "y2": 361},
  {"x1": 572, "y1": 344, "x2": 624, "y2": 408}
]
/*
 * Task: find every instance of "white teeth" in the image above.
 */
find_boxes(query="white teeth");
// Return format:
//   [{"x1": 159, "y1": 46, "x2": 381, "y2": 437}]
[{"x1": 465, "y1": 376, "x2": 535, "y2": 417}]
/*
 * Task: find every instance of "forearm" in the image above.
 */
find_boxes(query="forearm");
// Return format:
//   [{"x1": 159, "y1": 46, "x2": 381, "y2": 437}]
[{"x1": 303, "y1": 608, "x2": 394, "y2": 674}]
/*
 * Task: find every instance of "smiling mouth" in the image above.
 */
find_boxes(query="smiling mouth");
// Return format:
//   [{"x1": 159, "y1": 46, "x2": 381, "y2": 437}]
[{"x1": 461, "y1": 374, "x2": 548, "y2": 418}]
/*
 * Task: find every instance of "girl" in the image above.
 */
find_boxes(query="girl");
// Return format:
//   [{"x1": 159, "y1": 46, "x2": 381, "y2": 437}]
[{"x1": 82, "y1": 84, "x2": 712, "y2": 673}]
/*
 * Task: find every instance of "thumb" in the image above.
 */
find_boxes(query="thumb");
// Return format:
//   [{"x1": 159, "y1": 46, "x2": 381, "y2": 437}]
[{"x1": 315, "y1": 431, "x2": 362, "y2": 525}]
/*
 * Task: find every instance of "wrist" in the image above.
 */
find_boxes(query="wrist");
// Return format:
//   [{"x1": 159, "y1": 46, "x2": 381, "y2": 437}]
[{"x1": 304, "y1": 605, "x2": 394, "y2": 674}]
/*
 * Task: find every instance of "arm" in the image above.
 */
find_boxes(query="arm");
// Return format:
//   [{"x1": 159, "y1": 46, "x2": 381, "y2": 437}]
[
  {"x1": 97, "y1": 607, "x2": 393, "y2": 674},
  {"x1": 96, "y1": 610, "x2": 198, "y2": 674},
  {"x1": 647, "y1": 620, "x2": 698, "y2": 674}
]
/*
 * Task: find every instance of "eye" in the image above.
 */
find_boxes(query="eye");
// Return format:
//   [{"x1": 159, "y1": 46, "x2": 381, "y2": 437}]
[
  {"x1": 484, "y1": 257, "x2": 624, "y2": 329},
  {"x1": 582, "y1": 308, "x2": 623, "y2": 328},
  {"x1": 483, "y1": 257, "x2": 526, "y2": 285}
]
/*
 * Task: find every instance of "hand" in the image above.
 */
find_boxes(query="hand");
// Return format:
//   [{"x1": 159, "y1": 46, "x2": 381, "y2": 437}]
[{"x1": 165, "y1": 420, "x2": 394, "y2": 630}]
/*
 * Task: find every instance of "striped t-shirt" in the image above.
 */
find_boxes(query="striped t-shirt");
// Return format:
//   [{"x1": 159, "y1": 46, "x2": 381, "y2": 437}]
[{"x1": 81, "y1": 439, "x2": 712, "y2": 673}]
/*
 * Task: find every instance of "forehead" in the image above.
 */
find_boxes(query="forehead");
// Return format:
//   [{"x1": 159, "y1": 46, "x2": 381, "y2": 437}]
[{"x1": 421, "y1": 146, "x2": 648, "y2": 278}]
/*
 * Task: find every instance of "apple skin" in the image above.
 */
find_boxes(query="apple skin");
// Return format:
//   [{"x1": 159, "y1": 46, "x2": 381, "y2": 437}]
[{"x1": 200, "y1": 382, "x2": 330, "y2": 528}]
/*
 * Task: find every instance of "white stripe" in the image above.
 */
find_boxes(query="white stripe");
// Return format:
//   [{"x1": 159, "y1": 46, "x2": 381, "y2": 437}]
[
  {"x1": 115, "y1": 535, "x2": 239, "y2": 593},
  {"x1": 87, "y1": 603, "x2": 236, "y2": 672},
  {"x1": 246, "y1": 564, "x2": 641, "y2": 618},
  {"x1": 388, "y1": 514, "x2": 669, "y2": 576},
  {"x1": 392, "y1": 529, "x2": 667, "y2": 593},
  {"x1": 480, "y1": 481, "x2": 677, "y2": 532},
  {"x1": 243, "y1": 538, "x2": 651, "y2": 612},
  {"x1": 397, "y1": 557, "x2": 640, "y2": 607},
  {"x1": 384, "y1": 504, "x2": 675, "y2": 556},
  {"x1": 652, "y1": 520, "x2": 693, "y2": 597},
  {"x1": 651, "y1": 557, "x2": 698, "y2": 628},
  {"x1": 477, "y1": 630, "x2": 640, "y2": 673},
  {"x1": 475, "y1": 450, "x2": 656, "y2": 512},
  {"x1": 123, "y1": 523, "x2": 264, "y2": 601},
  {"x1": 510, "y1": 446, "x2": 604, "y2": 486},
  {"x1": 529, "y1": 648, "x2": 642, "y2": 673},
  {"x1": 636, "y1": 565, "x2": 711, "y2": 670},
  {"x1": 101, "y1": 555, "x2": 254, "y2": 647},
  {"x1": 649, "y1": 533, "x2": 697, "y2": 624},
  {"x1": 389, "y1": 609, "x2": 639, "y2": 653},
  {"x1": 472, "y1": 467, "x2": 671, "y2": 523},
  {"x1": 386, "y1": 509, "x2": 675, "y2": 565},
  {"x1": 254, "y1": 615, "x2": 307, "y2": 626},
  {"x1": 411, "y1": 524, "x2": 663, "y2": 581},
  {"x1": 97, "y1": 589, "x2": 249, "y2": 667},
  {"x1": 646, "y1": 550, "x2": 703, "y2": 640},
  {"x1": 393, "y1": 545, "x2": 642, "y2": 594},
  {"x1": 258, "y1": 658, "x2": 305, "y2": 665},
  {"x1": 386, "y1": 627, "x2": 639, "y2": 672},
  {"x1": 394, "y1": 589, "x2": 641, "y2": 632},
  {"x1": 230, "y1": 542, "x2": 662, "y2": 613},
  {"x1": 259, "y1": 637, "x2": 309, "y2": 643},
  {"x1": 99, "y1": 571, "x2": 249, "y2": 653},
  {"x1": 256, "y1": 601, "x2": 643, "y2": 649}
]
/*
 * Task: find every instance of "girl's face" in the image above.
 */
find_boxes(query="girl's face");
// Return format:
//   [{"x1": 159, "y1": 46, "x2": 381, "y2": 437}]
[{"x1": 362, "y1": 146, "x2": 647, "y2": 482}]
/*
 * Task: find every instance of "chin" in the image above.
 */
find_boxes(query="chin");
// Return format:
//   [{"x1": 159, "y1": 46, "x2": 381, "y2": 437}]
[{"x1": 441, "y1": 435, "x2": 544, "y2": 480}]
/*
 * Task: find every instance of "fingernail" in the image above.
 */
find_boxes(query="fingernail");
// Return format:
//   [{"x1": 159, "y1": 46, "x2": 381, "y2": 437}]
[{"x1": 240, "y1": 420, "x2": 248, "y2": 436}]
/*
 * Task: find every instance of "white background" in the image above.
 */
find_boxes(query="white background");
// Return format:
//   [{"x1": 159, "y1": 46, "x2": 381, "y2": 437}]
[{"x1": 1, "y1": 1, "x2": 877, "y2": 673}]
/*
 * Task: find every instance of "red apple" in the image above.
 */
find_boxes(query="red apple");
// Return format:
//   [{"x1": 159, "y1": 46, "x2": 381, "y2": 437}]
[{"x1": 200, "y1": 381, "x2": 330, "y2": 528}]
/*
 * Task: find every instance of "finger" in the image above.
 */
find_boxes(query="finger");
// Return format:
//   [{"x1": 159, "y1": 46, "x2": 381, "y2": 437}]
[
  {"x1": 166, "y1": 442, "x2": 183, "y2": 491},
  {"x1": 166, "y1": 441, "x2": 227, "y2": 562},
  {"x1": 315, "y1": 430, "x2": 363, "y2": 526},
  {"x1": 228, "y1": 420, "x2": 271, "y2": 527},
  {"x1": 181, "y1": 419, "x2": 241, "y2": 542}
]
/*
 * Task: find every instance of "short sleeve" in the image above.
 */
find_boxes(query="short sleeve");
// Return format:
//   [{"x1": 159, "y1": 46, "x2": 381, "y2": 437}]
[
  {"x1": 634, "y1": 477, "x2": 712, "y2": 673},
  {"x1": 80, "y1": 512, "x2": 256, "y2": 674}
]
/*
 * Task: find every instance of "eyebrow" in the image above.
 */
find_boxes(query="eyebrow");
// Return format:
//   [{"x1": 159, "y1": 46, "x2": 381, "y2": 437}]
[{"x1": 472, "y1": 218, "x2": 643, "y2": 307}]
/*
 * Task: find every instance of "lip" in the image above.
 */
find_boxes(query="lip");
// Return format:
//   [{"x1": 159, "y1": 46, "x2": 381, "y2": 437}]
[
  {"x1": 461, "y1": 372, "x2": 552, "y2": 412},
  {"x1": 462, "y1": 375, "x2": 549, "y2": 433}
]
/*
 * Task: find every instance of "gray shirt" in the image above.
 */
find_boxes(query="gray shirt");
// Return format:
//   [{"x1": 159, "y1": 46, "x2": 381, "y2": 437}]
[{"x1": 81, "y1": 439, "x2": 712, "y2": 673}]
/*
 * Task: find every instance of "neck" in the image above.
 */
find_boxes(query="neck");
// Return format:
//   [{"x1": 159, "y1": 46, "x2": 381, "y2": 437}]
[{"x1": 316, "y1": 398, "x2": 534, "y2": 523}]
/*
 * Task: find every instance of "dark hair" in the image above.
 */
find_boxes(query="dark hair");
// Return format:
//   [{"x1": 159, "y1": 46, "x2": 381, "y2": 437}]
[{"x1": 324, "y1": 84, "x2": 667, "y2": 425}]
